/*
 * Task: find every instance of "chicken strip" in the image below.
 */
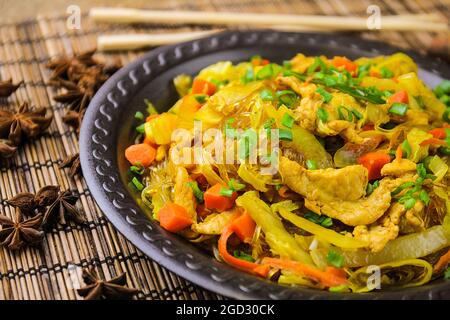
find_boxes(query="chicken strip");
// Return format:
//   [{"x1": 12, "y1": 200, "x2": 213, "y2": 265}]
[
  {"x1": 279, "y1": 156, "x2": 367, "y2": 202},
  {"x1": 173, "y1": 166, "x2": 197, "y2": 222},
  {"x1": 381, "y1": 158, "x2": 417, "y2": 177},
  {"x1": 304, "y1": 175, "x2": 415, "y2": 226}
]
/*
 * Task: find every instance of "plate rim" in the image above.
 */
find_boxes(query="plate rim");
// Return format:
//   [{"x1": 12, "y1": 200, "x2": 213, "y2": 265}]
[{"x1": 80, "y1": 30, "x2": 450, "y2": 300}]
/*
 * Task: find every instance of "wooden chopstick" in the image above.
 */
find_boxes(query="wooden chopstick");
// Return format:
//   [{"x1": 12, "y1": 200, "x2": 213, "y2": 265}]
[
  {"x1": 97, "y1": 30, "x2": 221, "y2": 51},
  {"x1": 90, "y1": 8, "x2": 448, "y2": 31}
]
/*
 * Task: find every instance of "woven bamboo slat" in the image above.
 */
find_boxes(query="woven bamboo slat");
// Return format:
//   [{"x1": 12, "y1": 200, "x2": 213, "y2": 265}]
[{"x1": 0, "y1": 0, "x2": 448, "y2": 300}]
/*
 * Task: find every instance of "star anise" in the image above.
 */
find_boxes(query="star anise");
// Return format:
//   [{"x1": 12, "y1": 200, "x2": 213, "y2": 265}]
[
  {"x1": 0, "y1": 79, "x2": 22, "y2": 98},
  {"x1": 0, "y1": 102, "x2": 53, "y2": 146},
  {"x1": 0, "y1": 139, "x2": 17, "y2": 158},
  {"x1": 42, "y1": 190, "x2": 85, "y2": 227},
  {"x1": 0, "y1": 210, "x2": 44, "y2": 250},
  {"x1": 62, "y1": 109, "x2": 85, "y2": 133},
  {"x1": 77, "y1": 268, "x2": 138, "y2": 300},
  {"x1": 6, "y1": 185, "x2": 60, "y2": 216},
  {"x1": 59, "y1": 153, "x2": 81, "y2": 177},
  {"x1": 47, "y1": 50, "x2": 121, "y2": 133}
]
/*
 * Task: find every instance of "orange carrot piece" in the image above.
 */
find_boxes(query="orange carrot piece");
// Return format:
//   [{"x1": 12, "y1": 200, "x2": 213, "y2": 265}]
[
  {"x1": 231, "y1": 211, "x2": 256, "y2": 243},
  {"x1": 204, "y1": 183, "x2": 237, "y2": 212},
  {"x1": 325, "y1": 266, "x2": 347, "y2": 279},
  {"x1": 429, "y1": 128, "x2": 447, "y2": 139},
  {"x1": 157, "y1": 203, "x2": 193, "y2": 233},
  {"x1": 262, "y1": 257, "x2": 347, "y2": 288},
  {"x1": 332, "y1": 56, "x2": 357, "y2": 73},
  {"x1": 357, "y1": 151, "x2": 391, "y2": 180},
  {"x1": 191, "y1": 78, "x2": 216, "y2": 95},
  {"x1": 420, "y1": 138, "x2": 447, "y2": 146},
  {"x1": 218, "y1": 225, "x2": 268, "y2": 277},
  {"x1": 278, "y1": 185, "x2": 289, "y2": 198},
  {"x1": 125, "y1": 143, "x2": 156, "y2": 167},
  {"x1": 434, "y1": 249, "x2": 450, "y2": 273},
  {"x1": 389, "y1": 90, "x2": 409, "y2": 104}
]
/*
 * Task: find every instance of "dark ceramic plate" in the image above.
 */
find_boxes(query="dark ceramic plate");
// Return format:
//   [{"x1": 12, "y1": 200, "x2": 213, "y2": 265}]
[{"x1": 80, "y1": 30, "x2": 450, "y2": 299}]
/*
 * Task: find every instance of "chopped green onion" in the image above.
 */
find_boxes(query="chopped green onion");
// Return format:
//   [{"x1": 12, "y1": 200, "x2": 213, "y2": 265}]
[
  {"x1": 134, "y1": 111, "x2": 144, "y2": 120},
  {"x1": 304, "y1": 211, "x2": 333, "y2": 228},
  {"x1": 414, "y1": 95, "x2": 425, "y2": 109},
  {"x1": 283, "y1": 60, "x2": 292, "y2": 69},
  {"x1": 391, "y1": 181, "x2": 415, "y2": 196},
  {"x1": 388, "y1": 102, "x2": 408, "y2": 116},
  {"x1": 144, "y1": 99, "x2": 158, "y2": 115},
  {"x1": 279, "y1": 128, "x2": 293, "y2": 141},
  {"x1": 256, "y1": 64, "x2": 274, "y2": 80},
  {"x1": 434, "y1": 80, "x2": 450, "y2": 97},
  {"x1": 281, "y1": 112, "x2": 295, "y2": 128},
  {"x1": 130, "y1": 165, "x2": 144, "y2": 175},
  {"x1": 337, "y1": 106, "x2": 353, "y2": 122},
  {"x1": 419, "y1": 190, "x2": 430, "y2": 206},
  {"x1": 416, "y1": 163, "x2": 427, "y2": 178},
  {"x1": 276, "y1": 90, "x2": 297, "y2": 107},
  {"x1": 228, "y1": 179, "x2": 246, "y2": 192},
  {"x1": 401, "y1": 140, "x2": 412, "y2": 158},
  {"x1": 366, "y1": 180, "x2": 379, "y2": 196},
  {"x1": 440, "y1": 94, "x2": 450, "y2": 106},
  {"x1": 380, "y1": 66, "x2": 394, "y2": 78},
  {"x1": 260, "y1": 89, "x2": 274, "y2": 101},
  {"x1": 219, "y1": 187, "x2": 234, "y2": 197},
  {"x1": 326, "y1": 250, "x2": 344, "y2": 268},
  {"x1": 351, "y1": 108, "x2": 363, "y2": 120},
  {"x1": 194, "y1": 94, "x2": 208, "y2": 104},
  {"x1": 403, "y1": 197, "x2": 416, "y2": 210},
  {"x1": 242, "y1": 67, "x2": 254, "y2": 83},
  {"x1": 316, "y1": 107, "x2": 329, "y2": 123},
  {"x1": 233, "y1": 250, "x2": 255, "y2": 262},
  {"x1": 439, "y1": 146, "x2": 450, "y2": 156},
  {"x1": 131, "y1": 177, "x2": 144, "y2": 191},
  {"x1": 187, "y1": 181, "x2": 204, "y2": 203},
  {"x1": 324, "y1": 75, "x2": 337, "y2": 86},
  {"x1": 316, "y1": 87, "x2": 332, "y2": 103},
  {"x1": 306, "y1": 159, "x2": 318, "y2": 170},
  {"x1": 136, "y1": 123, "x2": 145, "y2": 133}
]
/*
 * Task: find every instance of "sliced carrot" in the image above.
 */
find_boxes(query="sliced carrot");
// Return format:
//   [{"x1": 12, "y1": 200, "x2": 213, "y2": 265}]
[
  {"x1": 420, "y1": 138, "x2": 447, "y2": 146},
  {"x1": 231, "y1": 211, "x2": 256, "y2": 243},
  {"x1": 262, "y1": 257, "x2": 347, "y2": 288},
  {"x1": 278, "y1": 185, "x2": 289, "y2": 198},
  {"x1": 253, "y1": 264, "x2": 270, "y2": 277},
  {"x1": 191, "y1": 78, "x2": 216, "y2": 95},
  {"x1": 204, "y1": 183, "x2": 237, "y2": 212},
  {"x1": 332, "y1": 56, "x2": 357, "y2": 73},
  {"x1": 369, "y1": 69, "x2": 380, "y2": 78},
  {"x1": 429, "y1": 128, "x2": 447, "y2": 139},
  {"x1": 125, "y1": 143, "x2": 156, "y2": 167},
  {"x1": 434, "y1": 249, "x2": 450, "y2": 273},
  {"x1": 157, "y1": 202, "x2": 193, "y2": 233},
  {"x1": 389, "y1": 90, "x2": 409, "y2": 104},
  {"x1": 357, "y1": 151, "x2": 391, "y2": 180},
  {"x1": 218, "y1": 225, "x2": 268, "y2": 277},
  {"x1": 325, "y1": 266, "x2": 347, "y2": 279}
]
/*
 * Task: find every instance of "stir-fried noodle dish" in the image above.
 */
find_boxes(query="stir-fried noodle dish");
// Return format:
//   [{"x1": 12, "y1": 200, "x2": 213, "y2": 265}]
[{"x1": 125, "y1": 53, "x2": 450, "y2": 292}]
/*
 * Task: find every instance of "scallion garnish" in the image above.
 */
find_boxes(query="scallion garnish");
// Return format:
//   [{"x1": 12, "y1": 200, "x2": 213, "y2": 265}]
[
  {"x1": 380, "y1": 66, "x2": 394, "y2": 78},
  {"x1": 136, "y1": 123, "x2": 145, "y2": 133},
  {"x1": 316, "y1": 107, "x2": 329, "y2": 122},
  {"x1": 228, "y1": 178, "x2": 246, "y2": 192},
  {"x1": 304, "y1": 211, "x2": 333, "y2": 228},
  {"x1": 260, "y1": 89, "x2": 274, "y2": 101},
  {"x1": 256, "y1": 64, "x2": 274, "y2": 80},
  {"x1": 187, "y1": 181, "x2": 204, "y2": 203},
  {"x1": 316, "y1": 87, "x2": 332, "y2": 103},
  {"x1": 130, "y1": 164, "x2": 144, "y2": 175},
  {"x1": 131, "y1": 177, "x2": 144, "y2": 191},
  {"x1": 401, "y1": 140, "x2": 412, "y2": 158},
  {"x1": 326, "y1": 250, "x2": 344, "y2": 268},
  {"x1": 194, "y1": 94, "x2": 208, "y2": 104},
  {"x1": 281, "y1": 112, "x2": 295, "y2": 128},
  {"x1": 337, "y1": 106, "x2": 353, "y2": 122},
  {"x1": 134, "y1": 111, "x2": 144, "y2": 120},
  {"x1": 233, "y1": 250, "x2": 255, "y2": 262},
  {"x1": 219, "y1": 187, "x2": 234, "y2": 197},
  {"x1": 388, "y1": 102, "x2": 408, "y2": 116},
  {"x1": 279, "y1": 128, "x2": 293, "y2": 141}
]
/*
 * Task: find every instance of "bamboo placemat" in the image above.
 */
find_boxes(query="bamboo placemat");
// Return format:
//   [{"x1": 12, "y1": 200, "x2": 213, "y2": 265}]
[{"x1": 0, "y1": 0, "x2": 448, "y2": 300}]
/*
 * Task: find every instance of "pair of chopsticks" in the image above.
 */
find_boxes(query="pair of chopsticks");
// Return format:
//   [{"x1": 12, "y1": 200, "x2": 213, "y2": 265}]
[{"x1": 90, "y1": 7, "x2": 449, "y2": 51}]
